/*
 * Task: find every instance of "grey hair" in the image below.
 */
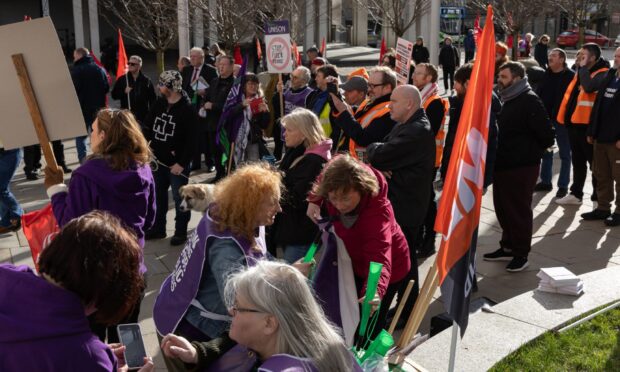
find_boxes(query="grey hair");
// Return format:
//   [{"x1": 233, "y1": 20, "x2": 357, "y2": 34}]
[
  {"x1": 189, "y1": 46, "x2": 205, "y2": 57},
  {"x1": 294, "y1": 66, "x2": 311, "y2": 84},
  {"x1": 129, "y1": 55, "x2": 142, "y2": 65},
  {"x1": 224, "y1": 261, "x2": 354, "y2": 371},
  {"x1": 281, "y1": 108, "x2": 327, "y2": 148}
]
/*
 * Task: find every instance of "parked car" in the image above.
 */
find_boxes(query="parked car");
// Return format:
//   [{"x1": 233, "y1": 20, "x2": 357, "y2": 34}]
[
  {"x1": 556, "y1": 29, "x2": 609, "y2": 48},
  {"x1": 615, "y1": 34, "x2": 620, "y2": 47}
]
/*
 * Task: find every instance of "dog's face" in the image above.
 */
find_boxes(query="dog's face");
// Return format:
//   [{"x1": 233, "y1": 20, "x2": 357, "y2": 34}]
[{"x1": 179, "y1": 184, "x2": 215, "y2": 213}]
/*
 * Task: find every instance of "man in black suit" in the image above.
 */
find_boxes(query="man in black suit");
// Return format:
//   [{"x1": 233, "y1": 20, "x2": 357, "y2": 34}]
[{"x1": 182, "y1": 47, "x2": 218, "y2": 171}]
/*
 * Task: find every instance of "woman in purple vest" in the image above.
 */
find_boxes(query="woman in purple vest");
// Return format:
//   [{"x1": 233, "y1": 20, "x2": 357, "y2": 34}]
[
  {"x1": 44, "y1": 108, "x2": 155, "y2": 343},
  {"x1": 160, "y1": 260, "x2": 360, "y2": 371},
  {"x1": 0, "y1": 211, "x2": 153, "y2": 371},
  {"x1": 153, "y1": 163, "x2": 292, "y2": 371}
]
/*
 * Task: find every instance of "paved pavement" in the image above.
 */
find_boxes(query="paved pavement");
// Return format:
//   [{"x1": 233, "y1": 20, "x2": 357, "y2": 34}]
[{"x1": 2, "y1": 43, "x2": 618, "y2": 370}]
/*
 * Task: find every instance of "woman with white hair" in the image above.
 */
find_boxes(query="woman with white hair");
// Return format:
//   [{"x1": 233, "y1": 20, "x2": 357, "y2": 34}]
[
  {"x1": 161, "y1": 260, "x2": 360, "y2": 371},
  {"x1": 271, "y1": 108, "x2": 333, "y2": 263}
]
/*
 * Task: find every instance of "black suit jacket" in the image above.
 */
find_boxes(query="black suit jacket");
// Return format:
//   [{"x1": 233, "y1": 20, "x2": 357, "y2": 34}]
[{"x1": 181, "y1": 63, "x2": 218, "y2": 104}]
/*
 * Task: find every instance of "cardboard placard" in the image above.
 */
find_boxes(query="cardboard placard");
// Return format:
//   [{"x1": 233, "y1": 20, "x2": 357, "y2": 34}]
[
  {"x1": 395, "y1": 37, "x2": 414, "y2": 85},
  {"x1": 264, "y1": 20, "x2": 293, "y2": 74},
  {"x1": 0, "y1": 17, "x2": 86, "y2": 149}
]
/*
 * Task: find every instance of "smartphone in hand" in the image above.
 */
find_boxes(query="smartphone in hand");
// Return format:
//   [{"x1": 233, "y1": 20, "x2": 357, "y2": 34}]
[{"x1": 117, "y1": 323, "x2": 148, "y2": 370}]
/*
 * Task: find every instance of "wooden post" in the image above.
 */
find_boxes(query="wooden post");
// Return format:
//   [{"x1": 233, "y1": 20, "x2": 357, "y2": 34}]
[
  {"x1": 388, "y1": 279, "x2": 415, "y2": 335},
  {"x1": 397, "y1": 263, "x2": 439, "y2": 348},
  {"x1": 278, "y1": 73, "x2": 284, "y2": 118},
  {"x1": 12, "y1": 53, "x2": 59, "y2": 171},
  {"x1": 226, "y1": 141, "x2": 236, "y2": 176}
]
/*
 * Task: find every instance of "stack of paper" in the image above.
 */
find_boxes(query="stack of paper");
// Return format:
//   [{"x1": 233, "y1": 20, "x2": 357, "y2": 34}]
[{"x1": 536, "y1": 267, "x2": 584, "y2": 296}]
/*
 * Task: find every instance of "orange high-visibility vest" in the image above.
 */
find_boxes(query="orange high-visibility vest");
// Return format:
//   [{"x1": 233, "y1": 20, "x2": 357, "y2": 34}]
[
  {"x1": 423, "y1": 94, "x2": 450, "y2": 168},
  {"x1": 556, "y1": 67, "x2": 608, "y2": 125},
  {"x1": 348, "y1": 100, "x2": 391, "y2": 161}
]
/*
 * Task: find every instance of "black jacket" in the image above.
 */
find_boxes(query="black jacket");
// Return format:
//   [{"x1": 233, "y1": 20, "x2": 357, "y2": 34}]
[
  {"x1": 535, "y1": 67, "x2": 574, "y2": 121},
  {"x1": 495, "y1": 89, "x2": 554, "y2": 171},
  {"x1": 204, "y1": 75, "x2": 235, "y2": 132},
  {"x1": 306, "y1": 90, "x2": 343, "y2": 149},
  {"x1": 424, "y1": 98, "x2": 446, "y2": 136},
  {"x1": 441, "y1": 93, "x2": 501, "y2": 187},
  {"x1": 143, "y1": 93, "x2": 199, "y2": 167},
  {"x1": 272, "y1": 145, "x2": 328, "y2": 245},
  {"x1": 367, "y1": 109, "x2": 435, "y2": 227},
  {"x1": 439, "y1": 45, "x2": 460, "y2": 70},
  {"x1": 412, "y1": 44, "x2": 430, "y2": 64},
  {"x1": 111, "y1": 71, "x2": 156, "y2": 123},
  {"x1": 181, "y1": 64, "x2": 218, "y2": 107},
  {"x1": 534, "y1": 43, "x2": 548, "y2": 70},
  {"x1": 588, "y1": 69, "x2": 620, "y2": 143},
  {"x1": 70, "y1": 55, "x2": 109, "y2": 123},
  {"x1": 332, "y1": 94, "x2": 396, "y2": 153}
]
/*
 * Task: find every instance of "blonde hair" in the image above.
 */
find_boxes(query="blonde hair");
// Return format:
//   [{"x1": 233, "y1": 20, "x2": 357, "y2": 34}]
[
  {"x1": 225, "y1": 261, "x2": 355, "y2": 371},
  {"x1": 212, "y1": 163, "x2": 282, "y2": 243},
  {"x1": 90, "y1": 109, "x2": 152, "y2": 170},
  {"x1": 281, "y1": 108, "x2": 326, "y2": 148},
  {"x1": 312, "y1": 154, "x2": 379, "y2": 198}
]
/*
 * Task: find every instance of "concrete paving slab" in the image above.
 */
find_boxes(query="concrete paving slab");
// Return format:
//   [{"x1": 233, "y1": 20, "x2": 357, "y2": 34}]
[
  {"x1": 405, "y1": 311, "x2": 546, "y2": 372},
  {"x1": 0, "y1": 232, "x2": 21, "y2": 249}
]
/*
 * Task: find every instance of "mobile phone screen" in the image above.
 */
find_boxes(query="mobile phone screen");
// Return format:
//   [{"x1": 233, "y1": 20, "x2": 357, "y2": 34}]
[{"x1": 117, "y1": 324, "x2": 147, "y2": 369}]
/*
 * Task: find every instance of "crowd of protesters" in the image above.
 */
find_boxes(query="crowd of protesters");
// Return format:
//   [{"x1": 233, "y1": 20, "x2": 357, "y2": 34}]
[{"x1": 1, "y1": 29, "x2": 620, "y2": 371}]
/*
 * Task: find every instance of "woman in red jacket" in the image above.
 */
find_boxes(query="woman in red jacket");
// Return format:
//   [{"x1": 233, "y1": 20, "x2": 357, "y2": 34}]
[{"x1": 307, "y1": 154, "x2": 410, "y2": 337}]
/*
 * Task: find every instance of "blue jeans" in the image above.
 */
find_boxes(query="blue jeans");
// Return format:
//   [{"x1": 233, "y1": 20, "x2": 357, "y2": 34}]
[
  {"x1": 540, "y1": 121, "x2": 571, "y2": 188},
  {"x1": 283, "y1": 244, "x2": 309, "y2": 264},
  {"x1": 152, "y1": 163, "x2": 190, "y2": 236},
  {"x1": 75, "y1": 114, "x2": 94, "y2": 163},
  {"x1": 0, "y1": 149, "x2": 23, "y2": 227}
]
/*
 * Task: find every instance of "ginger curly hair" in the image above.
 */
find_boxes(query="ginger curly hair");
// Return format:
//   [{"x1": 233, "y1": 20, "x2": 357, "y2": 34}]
[{"x1": 212, "y1": 163, "x2": 282, "y2": 243}]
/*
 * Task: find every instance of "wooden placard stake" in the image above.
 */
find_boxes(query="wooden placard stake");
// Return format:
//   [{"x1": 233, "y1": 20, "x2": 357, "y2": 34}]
[{"x1": 12, "y1": 53, "x2": 59, "y2": 171}]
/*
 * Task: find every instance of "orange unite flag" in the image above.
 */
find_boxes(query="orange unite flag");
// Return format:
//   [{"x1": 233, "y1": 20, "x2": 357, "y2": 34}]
[
  {"x1": 116, "y1": 29, "x2": 128, "y2": 78},
  {"x1": 433, "y1": 5, "x2": 495, "y2": 335}
]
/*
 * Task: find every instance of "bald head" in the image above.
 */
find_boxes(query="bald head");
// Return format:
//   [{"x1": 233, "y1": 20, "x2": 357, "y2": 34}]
[{"x1": 389, "y1": 85, "x2": 421, "y2": 123}]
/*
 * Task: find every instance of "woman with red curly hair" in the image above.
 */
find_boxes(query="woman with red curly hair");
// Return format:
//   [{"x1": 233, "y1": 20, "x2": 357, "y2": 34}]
[{"x1": 153, "y1": 163, "x2": 298, "y2": 371}]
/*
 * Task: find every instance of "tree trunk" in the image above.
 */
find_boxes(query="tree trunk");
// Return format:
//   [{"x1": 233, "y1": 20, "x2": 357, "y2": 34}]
[
  {"x1": 578, "y1": 24, "x2": 585, "y2": 48},
  {"x1": 512, "y1": 29, "x2": 519, "y2": 61},
  {"x1": 157, "y1": 49, "x2": 165, "y2": 74}
]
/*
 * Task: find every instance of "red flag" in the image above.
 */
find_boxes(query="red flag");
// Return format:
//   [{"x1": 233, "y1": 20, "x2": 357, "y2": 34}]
[
  {"x1": 21, "y1": 204, "x2": 60, "y2": 270},
  {"x1": 378, "y1": 37, "x2": 387, "y2": 65},
  {"x1": 24, "y1": 15, "x2": 32, "y2": 21},
  {"x1": 292, "y1": 41, "x2": 302, "y2": 67},
  {"x1": 473, "y1": 14, "x2": 482, "y2": 46},
  {"x1": 320, "y1": 37, "x2": 326, "y2": 58},
  {"x1": 116, "y1": 29, "x2": 128, "y2": 78},
  {"x1": 255, "y1": 37, "x2": 262, "y2": 62},
  {"x1": 434, "y1": 5, "x2": 495, "y2": 336},
  {"x1": 91, "y1": 53, "x2": 112, "y2": 86},
  {"x1": 233, "y1": 45, "x2": 243, "y2": 65}
]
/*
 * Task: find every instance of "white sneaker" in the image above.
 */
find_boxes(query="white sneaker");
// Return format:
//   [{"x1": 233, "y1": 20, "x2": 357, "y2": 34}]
[{"x1": 555, "y1": 194, "x2": 583, "y2": 205}]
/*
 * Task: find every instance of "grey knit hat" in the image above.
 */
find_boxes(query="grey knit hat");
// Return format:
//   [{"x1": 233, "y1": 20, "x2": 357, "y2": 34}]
[{"x1": 159, "y1": 70, "x2": 183, "y2": 92}]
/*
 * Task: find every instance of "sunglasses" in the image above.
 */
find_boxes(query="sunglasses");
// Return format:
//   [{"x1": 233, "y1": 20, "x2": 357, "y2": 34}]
[{"x1": 128, "y1": 62, "x2": 139, "y2": 66}]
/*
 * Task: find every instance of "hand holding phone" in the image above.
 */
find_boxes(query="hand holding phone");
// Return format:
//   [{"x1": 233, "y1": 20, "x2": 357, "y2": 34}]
[{"x1": 117, "y1": 324, "x2": 149, "y2": 370}]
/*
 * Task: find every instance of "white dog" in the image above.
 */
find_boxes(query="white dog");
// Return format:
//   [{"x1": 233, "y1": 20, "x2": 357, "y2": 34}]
[{"x1": 179, "y1": 184, "x2": 215, "y2": 213}]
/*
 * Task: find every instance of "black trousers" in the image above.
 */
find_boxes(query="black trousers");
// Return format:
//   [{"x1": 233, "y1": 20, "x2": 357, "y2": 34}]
[
  {"x1": 23, "y1": 141, "x2": 66, "y2": 173},
  {"x1": 208, "y1": 130, "x2": 225, "y2": 178},
  {"x1": 567, "y1": 125, "x2": 597, "y2": 201},
  {"x1": 493, "y1": 165, "x2": 539, "y2": 258},
  {"x1": 443, "y1": 68, "x2": 455, "y2": 90},
  {"x1": 392, "y1": 224, "x2": 421, "y2": 321},
  {"x1": 418, "y1": 174, "x2": 438, "y2": 250}
]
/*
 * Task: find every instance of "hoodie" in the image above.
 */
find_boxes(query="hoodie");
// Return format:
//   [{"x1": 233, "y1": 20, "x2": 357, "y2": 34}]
[
  {"x1": 0, "y1": 264, "x2": 117, "y2": 371},
  {"x1": 272, "y1": 140, "x2": 332, "y2": 246},
  {"x1": 48, "y1": 158, "x2": 156, "y2": 273}
]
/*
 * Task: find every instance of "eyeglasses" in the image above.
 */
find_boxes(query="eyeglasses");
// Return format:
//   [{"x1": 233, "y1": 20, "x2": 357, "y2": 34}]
[
  {"x1": 367, "y1": 82, "x2": 386, "y2": 89},
  {"x1": 230, "y1": 306, "x2": 264, "y2": 316}
]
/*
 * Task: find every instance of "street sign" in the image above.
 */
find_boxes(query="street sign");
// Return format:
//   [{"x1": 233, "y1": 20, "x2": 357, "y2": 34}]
[
  {"x1": 395, "y1": 37, "x2": 414, "y2": 86},
  {"x1": 264, "y1": 20, "x2": 293, "y2": 74}
]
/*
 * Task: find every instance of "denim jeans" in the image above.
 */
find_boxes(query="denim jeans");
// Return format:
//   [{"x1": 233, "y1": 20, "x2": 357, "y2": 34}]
[
  {"x1": 283, "y1": 244, "x2": 309, "y2": 264},
  {"x1": 152, "y1": 163, "x2": 190, "y2": 236},
  {"x1": 0, "y1": 149, "x2": 23, "y2": 227},
  {"x1": 540, "y1": 121, "x2": 571, "y2": 188}
]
